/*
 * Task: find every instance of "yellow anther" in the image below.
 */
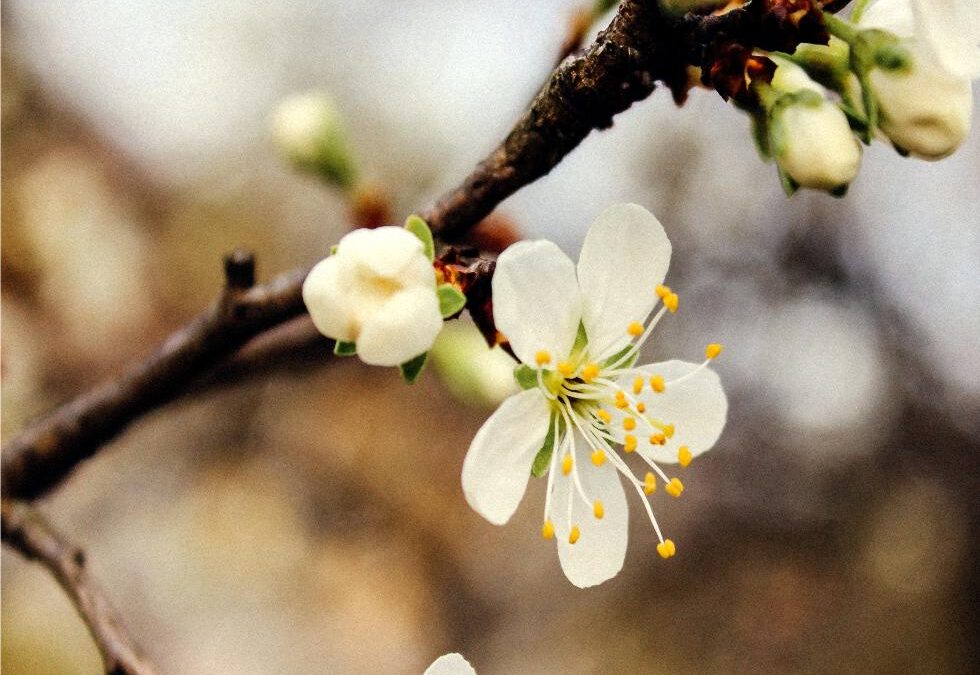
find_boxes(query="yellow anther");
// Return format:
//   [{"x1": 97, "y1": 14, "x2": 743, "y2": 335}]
[
  {"x1": 581, "y1": 363, "x2": 600, "y2": 382},
  {"x1": 632, "y1": 377, "x2": 644, "y2": 395},
  {"x1": 655, "y1": 284, "x2": 671, "y2": 299},
  {"x1": 643, "y1": 472, "x2": 657, "y2": 494},
  {"x1": 535, "y1": 350, "x2": 552, "y2": 365},
  {"x1": 664, "y1": 292, "x2": 679, "y2": 313},
  {"x1": 623, "y1": 417, "x2": 636, "y2": 431},
  {"x1": 706, "y1": 343, "x2": 723, "y2": 360},
  {"x1": 615, "y1": 390, "x2": 626, "y2": 401},
  {"x1": 650, "y1": 375, "x2": 665, "y2": 393},
  {"x1": 663, "y1": 424, "x2": 675, "y2": 439},
  {"x1": 678, "y1": 446, "x2": 693, "y2": 468},
  {"x1": 614, "y1": 398, "x2": 629, "y2": 409},
  {"x1": 541, "y1": 520, "x2": 555, "y2": 540},
  {"x1": 597, "y1": 409, "x2": 612, "y2": 424},
  {"x1": 562, "y1": 455, "x2": 574, "y2": 476},
  {"x1": 649, "y1": 433, "x2": 666, "y2": 446},
  {"x1": 657, "y1": 539, "x2": 676, "y2": 559},
  {"x1": 557, "y1": 361, "x2": 575, "y2": 377},
  {"x1": 593, "y1": 500, "x2": 605, "y2": 519},
  {"x1": 591, "y1": 449, "x2": 607, "y2": 467},
  {"x1": 636, "y1": 402, "x2": 646, "y2": 413},
  {"x1": 666, "y1": 477, "x2": 684, "y2": 498},
  {"x1": 624, "y1": 435, "x2": 637, "y2": 453},
  {"x1": 569, "y1": 525, "x2": 581, "y2": 545},
  {"x1": 627, "y1": 321, "x2": 644, "y2": 337}
]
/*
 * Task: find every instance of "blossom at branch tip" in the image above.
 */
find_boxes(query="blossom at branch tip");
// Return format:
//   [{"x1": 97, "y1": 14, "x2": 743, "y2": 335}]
[
  {"x1": 302, "y1": 226, "x2": 443, "y2": 367},
  {"x1": 461, "y1": 203, "x2": 728, "y2": 588},
  {"x1": 423, "y1": 653, "x2": 476, "y2": 675},
  {"x1": 859, "y1": 0, "x2": 977, "y2": 159},
  {"x1": 764, "y1": 59, "x2": 862, "y2": 194}
]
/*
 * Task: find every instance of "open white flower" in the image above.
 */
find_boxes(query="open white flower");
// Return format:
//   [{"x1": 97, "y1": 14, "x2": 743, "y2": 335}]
[
  {"x1": 423, "y1": 653, "x2": 476, "y2": 675},
  {"x1": 461, "y1": 203, "x2": 728, "y2": 588},
  {"x1": 302, "y1": 226, "x2": 443, "y2": 366},
  {"x1": 860, "y1": 0, "x2": 977, "y2": 158}
]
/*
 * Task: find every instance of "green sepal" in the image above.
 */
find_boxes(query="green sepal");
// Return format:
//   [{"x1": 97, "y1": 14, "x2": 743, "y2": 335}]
[
  {"x1": 601, "y1": 344, "x2": 637, "y2": 370},
  {"x1": 829, "y1": 183, "x2": 850, "y2": 198},
  {"x1": 514, "y1": 364, "x2": 538, "y2": 390},
  {"x1": 569, "y1": 322, "x2": 588, "y2": 361},
  {"x1": 399, "y1": 352, "x2": 428, "y2": 384},
  {"x1": 437, "y1": 284, "x2": 467, "y2": 318},
  {"x1": 404, "y1": 215, "x2": 435, "y2": 261},
  {"x1": 531, "y1": 413, "x2": 565, "y2": 478},
  {"x1": 777, "y1": 166, "x2": 799, "y2": 197},
  {"x1": 333, "y1": 341, "x2": 357, "y2": 356},
  {"x1": 330, "y1": 244, "x2": 338, "y2": 255},
  {"x1": 750, "y1": 109, "x2": 771, "y2": 160}
]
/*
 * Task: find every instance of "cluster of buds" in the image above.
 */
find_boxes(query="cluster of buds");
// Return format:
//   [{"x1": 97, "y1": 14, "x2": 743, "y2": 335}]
[{"x1": 738, "y1": 0, "x2": 978, "y2": 195}]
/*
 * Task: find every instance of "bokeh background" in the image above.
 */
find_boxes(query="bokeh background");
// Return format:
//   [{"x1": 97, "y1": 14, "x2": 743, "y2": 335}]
[{"x1": 3, "y1": 1, "x2": 978, "y2": 673}]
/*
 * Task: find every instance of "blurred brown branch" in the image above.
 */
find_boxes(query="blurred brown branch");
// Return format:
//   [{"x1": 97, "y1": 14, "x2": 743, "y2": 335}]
[
  {"x1": 1, "y1": 499, "x2": 158, "y2": 675},
  {"x1": 1, "y1": 0, "x2": 849, "y2": 501}
]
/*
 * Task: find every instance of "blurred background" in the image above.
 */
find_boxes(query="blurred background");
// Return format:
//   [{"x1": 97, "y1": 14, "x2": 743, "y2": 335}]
[{"x1": 2, "y1": 1, "x2": 978, "y2": 673}]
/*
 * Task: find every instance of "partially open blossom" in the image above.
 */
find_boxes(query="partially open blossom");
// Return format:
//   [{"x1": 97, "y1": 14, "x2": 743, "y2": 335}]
[
  {"x1": 271, "y1": 91, "x2": 357, "y2": 187},
  {"x1": 462, "y1": 204, "x2": 728, "y2": 588},
  {"x1": 423, "y1": 653, "x2": 476, "y2": 675},
  {"x1": 303, "y1": 226, "x2": 443, "y2": 366},
  {"x1": 767, "y1": 60, "x2": 862, "y2": 192},
  {"x1": 860, "y1": 0, "x2": 976, "y2": 159}
]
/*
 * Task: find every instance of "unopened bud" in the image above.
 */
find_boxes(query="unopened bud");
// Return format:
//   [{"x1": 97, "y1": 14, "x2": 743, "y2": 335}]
[{"x1": 271, "y1": 91, "x2": 357, "y2": 188}]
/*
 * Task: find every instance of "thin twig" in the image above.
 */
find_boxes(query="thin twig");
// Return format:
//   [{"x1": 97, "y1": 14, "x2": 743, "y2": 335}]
[{"x1": 1, "y1": 499, "x2": 158, "y2": 675}]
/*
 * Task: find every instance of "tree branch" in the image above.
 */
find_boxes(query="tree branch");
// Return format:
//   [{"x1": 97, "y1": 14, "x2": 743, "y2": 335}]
[
  {"x1": 1, "y1": 500, "x2": 158, "y2": 675},
  {"x1": 1, "y1": 0, "x2": 848, "y2": 501}
]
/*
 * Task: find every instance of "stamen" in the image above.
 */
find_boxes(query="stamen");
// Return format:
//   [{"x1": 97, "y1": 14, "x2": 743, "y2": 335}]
[
  {"x1": 557, "y1": 361, "x2": 575, "y2": 377},
  {"x1": 593, "y1": 500, "x2": 605, "y2": 519},
  {"x1": 663, "y1": 424, "x2": 675, "y2": 439},
  {"x1": 535, "y1": 350, "x2": 552, "y2": 365},
  {"x1": 569, "y1": 525, "x2": 581, "y2": 545},
  {"x1": 627, "y1": 321, "x2": 644, "y2": 337},
  {"x1": 649, "y1": 375, "x2": 665, "y2": 393},
  {"x1": 562, "y1": 455, "x2": 574, "y2": 475},
  {"x1": 666, "y1": 478, "x2": 684, "y2": 498},
  {"x1": 541, "y1": 520, "x2": 555, "y2": 539},
  {"x1": 632, "y1": 377, "x2": 644, "y2": 395},
  {"x1": 663, "y1": 292, "x2": 679, "y2": 313},
  {"x1": 623, "y1": 417, "x2": 637, "y2": 431},
  {"x1": 656, "y1": 539, "x2": 676, "y2": 559},
  {"x1": 581, "y1": 363, "x2": 600, "y2": 383},
  {"x1": 596, "y1": 409, "x2": 612, "y2": 424},
  {"x1": 624, "y1": 435, "x2": 637, "y2": 453},
  {"x1": 655, "y1": 284, "x2": 671, "y2": 299},
  {"x1": 614, "y1": 398, "x2": 630, "y2": 410},
  {"x1": 705, "y1": 343, "x2": 723, "y2": 360},
  {"x1": 678, "y1": 446, "x2": 693, "y2": 467},
  {"x1": 636, "y1": 402, "x2": 646, "y2": 413},
  {"x1": 542, "y1": 418, "x2": 563, "y2": 533},
  {"x1": 649, "y1": 433, "x2": 666, "y2": 446},
  {"x1": 643, "y1": 472, "x2": 657, "y2": 494},
  {"x1": 591, "y1": 449, "x2": 607, "y2": 466}
]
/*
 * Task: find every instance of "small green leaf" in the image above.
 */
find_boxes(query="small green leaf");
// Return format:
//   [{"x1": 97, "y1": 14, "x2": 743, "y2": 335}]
[
  {"x1": 399, "y1": 352, "x2": 428, "y2": 384},
  {"x1": 531, "y1": 413, "x2": 564, "y2": 478},
  {"x1": 334, "y1": 341, "x2": 357, "y2": 356},
  {"x1": 404, "y1": 215, "x2": 435, "y2": 261},
  {"x1": 514, "y1": 364, "x2": 538, "y2": 390},
  {"x1": 437, "y1": 284, "x2": 467, "y2": 318}
]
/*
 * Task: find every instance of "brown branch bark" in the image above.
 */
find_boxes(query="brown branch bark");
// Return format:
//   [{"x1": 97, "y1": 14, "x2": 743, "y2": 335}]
[
  {"x1": 1, "y1": 0, "x2": 848, "y2": 501},
  {"x1": 1, "y1": 500, "x2": 158, "y2": 675}
]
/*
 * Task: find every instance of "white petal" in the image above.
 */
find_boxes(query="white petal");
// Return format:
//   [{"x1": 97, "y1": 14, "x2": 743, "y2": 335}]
[
  {"x1": 625, "y1": 360, "x2": 727, "y2": 464},
  {"x1": 861, "y1": 0, "x2": 915, "y2": 36},
  {"x1": 553, "y1": 437, "x2": 629, "y2": 588},
  {"x1": 577, "y1": 203, "x2": 671, "y2": 359},
  {"x1": 302, "y1": 255, "x2": 357, "y2": 342},
  {"x1": 338, "y1": 226, "x2": 428, "y2": 279},
  {"x1": 423, "y1": 653, "x2": 477, "y2": 675},
  {"x1": 492, "y1": 240, "x2": 581, "y2": 365},
  {"x1": 356, "y1": 287, "x2": 443, "y2": 366},
  {"x1": 461, "y1": 389, "x2": 551, "y2": 525},
  {"x1": 910, "y1": 0, "x2": 980, "y2": 78}
]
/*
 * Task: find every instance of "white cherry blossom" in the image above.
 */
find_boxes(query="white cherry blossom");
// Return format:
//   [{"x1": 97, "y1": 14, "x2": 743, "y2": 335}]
[
  {"x1": 461, "y1": 203, "x2": 728, "y2": 588},
  {"x1": 423, "y1": 653, "x2": 476, "y2": 675},
  {"x1": 302, "y1": 226, "x2": 443, "y2": 366}
]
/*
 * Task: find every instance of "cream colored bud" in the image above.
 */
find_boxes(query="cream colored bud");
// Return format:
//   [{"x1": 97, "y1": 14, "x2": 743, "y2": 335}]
[
  {"x1": 773, "y1": 100, "x2": 862, "y2": 191},
  {"x1": 271, "y1": 91, "x2": 357, "y2": 187}
]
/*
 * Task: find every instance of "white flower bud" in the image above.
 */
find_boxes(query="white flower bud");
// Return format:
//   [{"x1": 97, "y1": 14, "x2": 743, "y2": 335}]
[
  {"x1": 861, "y1": 0, "x2": 975, "y2": 159},
  {"x1": 302, "y1": 227, "x2": 443, "y2": 366},
  {"x1": 271, "y1": 91, "x2": 357, "y2": 187},
  {"x1": 767, "y1": 60, "x2": 862, "y2": 192}
]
